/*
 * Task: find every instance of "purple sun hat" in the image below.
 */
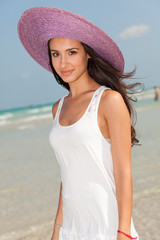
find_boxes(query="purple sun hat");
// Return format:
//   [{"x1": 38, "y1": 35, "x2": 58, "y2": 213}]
[{"x1": 18, "y1": 7, "x2": 124, "y2": 72}]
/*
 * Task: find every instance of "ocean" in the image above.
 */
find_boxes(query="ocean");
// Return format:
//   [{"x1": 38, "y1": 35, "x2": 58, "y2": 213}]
[{"x1": 0, "y1": 87, "x2": 160, "y2": 240}]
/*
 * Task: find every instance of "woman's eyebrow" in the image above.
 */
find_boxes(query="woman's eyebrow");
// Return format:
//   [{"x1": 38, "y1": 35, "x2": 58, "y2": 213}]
[{"x1": 50, "y1": 48, "x2": 79, "y2": 52}]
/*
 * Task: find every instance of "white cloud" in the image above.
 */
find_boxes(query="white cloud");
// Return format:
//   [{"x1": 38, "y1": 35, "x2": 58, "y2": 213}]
[{"x1": 119, "y1": 24, "x2": 150, "y2": 40}]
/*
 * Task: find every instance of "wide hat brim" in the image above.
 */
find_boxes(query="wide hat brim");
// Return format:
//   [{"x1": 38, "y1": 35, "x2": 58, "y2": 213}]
[{"x1": 18, "y1": 7, "x2": 125, "y2": 73}]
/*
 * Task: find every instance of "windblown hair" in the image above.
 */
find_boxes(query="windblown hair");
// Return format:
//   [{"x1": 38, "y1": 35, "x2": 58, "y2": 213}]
[{"x1": 48, "y1": 40, "x2": 144, "y2": 147}]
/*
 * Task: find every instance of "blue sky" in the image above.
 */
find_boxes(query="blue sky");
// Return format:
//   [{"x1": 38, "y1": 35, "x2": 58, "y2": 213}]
[{"x1": 0, "y1": 0, "x2": 159, "y2": 110}]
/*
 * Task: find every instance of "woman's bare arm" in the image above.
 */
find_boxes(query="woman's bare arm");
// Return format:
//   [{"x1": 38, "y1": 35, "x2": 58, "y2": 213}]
[
  {"x1": 102, "y1": 90, "x2": 133, "y2": 240},
  {"x1": 51, "y1": 101, "x2": 63, "y2": 239},
  {"x1": 51, "y1": 182, "x2": 63, "y2": 239}
]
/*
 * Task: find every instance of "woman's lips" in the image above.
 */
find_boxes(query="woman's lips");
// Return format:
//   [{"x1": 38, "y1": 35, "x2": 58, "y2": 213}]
[{"x1": 61, "y1": 70, "x2": 73, "y2": 76}]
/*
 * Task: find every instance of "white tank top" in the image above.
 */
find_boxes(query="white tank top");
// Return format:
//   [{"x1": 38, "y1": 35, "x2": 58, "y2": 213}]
[{"x1": 49, "y1": 85, "x2": 139, "y2": 240}]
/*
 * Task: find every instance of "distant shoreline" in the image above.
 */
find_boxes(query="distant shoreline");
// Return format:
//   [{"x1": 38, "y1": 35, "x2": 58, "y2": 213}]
[{"x1": 1, "y1": 86, "x2": 159, "y2": 113}]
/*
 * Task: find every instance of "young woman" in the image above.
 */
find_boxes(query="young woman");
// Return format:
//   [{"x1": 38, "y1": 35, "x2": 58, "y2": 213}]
[{"x1": 18, "y1": 7, "x2": 143, "y2": 240}]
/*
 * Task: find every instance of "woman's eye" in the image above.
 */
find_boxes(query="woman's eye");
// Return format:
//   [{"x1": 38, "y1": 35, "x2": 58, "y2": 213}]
[
  {"x1": 69, "y1": 51, "x2": 77, "y2": 55},
  {"x1": 52, "y1": 52, "x2": 59, "y2": 57}
]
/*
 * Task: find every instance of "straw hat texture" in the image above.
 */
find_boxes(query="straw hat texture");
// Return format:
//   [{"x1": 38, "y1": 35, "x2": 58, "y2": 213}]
[{"x1": 18, "y1": 7, "x2": 124, "y2": 72}]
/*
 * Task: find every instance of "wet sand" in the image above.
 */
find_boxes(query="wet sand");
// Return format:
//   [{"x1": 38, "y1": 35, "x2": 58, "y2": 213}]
[
  {"x1": 133, "y1": 190, "x2": 160, "y2": 240},
  {"x1": 2, "y1": 190, "x2": 159, "y2": 240}
]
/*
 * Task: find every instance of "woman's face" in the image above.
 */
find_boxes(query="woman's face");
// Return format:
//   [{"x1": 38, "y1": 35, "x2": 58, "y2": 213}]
[{"x1": 49, "y1": 38, "x2": 90, "y2": 83}]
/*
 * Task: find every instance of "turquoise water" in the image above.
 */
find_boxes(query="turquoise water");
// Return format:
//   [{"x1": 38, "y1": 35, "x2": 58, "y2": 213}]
[{"x1": 0, "y1": 103, "x2": 53, "y2": 126}]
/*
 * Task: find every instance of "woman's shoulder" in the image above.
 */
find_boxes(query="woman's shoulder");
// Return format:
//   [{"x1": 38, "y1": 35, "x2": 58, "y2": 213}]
[
  {"x1": 52, "y1": 96, "x2": 64, "y2": 119},
  {"x1": 102, "y1": 88, "x2": 123, "y2": 103},
  {"x1": 51, "y1": 94, "x2": 68, "y2": 119},
  {"x1": 101, "y1": 89, "x2": 129, "y2": 118},
  {"x1": 52, "y1": 100, "x2": 60, "y2": 119}
]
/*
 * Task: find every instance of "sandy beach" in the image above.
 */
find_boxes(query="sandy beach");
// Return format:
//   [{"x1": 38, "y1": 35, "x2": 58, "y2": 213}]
[
  {"x1": 0, "y1": 94, "x2": 160, "y2": 240},
  {"x1": 2, "y1": 191, "x2": 158, "y2": 240}
]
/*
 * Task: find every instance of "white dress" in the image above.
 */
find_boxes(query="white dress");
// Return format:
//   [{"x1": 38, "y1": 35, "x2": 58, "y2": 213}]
[{"x1": 49, "y1": 85, "x2": 139, "y2": 240}]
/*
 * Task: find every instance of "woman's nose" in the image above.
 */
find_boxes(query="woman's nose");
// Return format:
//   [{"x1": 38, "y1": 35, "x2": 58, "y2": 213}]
[{"x1": 60, "y1": 55, "x2": 68, "y2": 68}]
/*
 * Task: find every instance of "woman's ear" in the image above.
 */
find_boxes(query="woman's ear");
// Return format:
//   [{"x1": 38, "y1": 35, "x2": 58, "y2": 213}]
[{"x1": 87, "y1": 54, "x2": 91, "y2": 59}]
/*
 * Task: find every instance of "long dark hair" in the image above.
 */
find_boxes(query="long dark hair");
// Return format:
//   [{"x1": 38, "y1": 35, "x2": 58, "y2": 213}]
[{"x1": 48, "y1": 40, "x2": 144, "y2": 147}]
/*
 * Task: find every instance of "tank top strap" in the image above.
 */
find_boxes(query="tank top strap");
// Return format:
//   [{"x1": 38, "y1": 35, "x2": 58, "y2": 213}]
[
  {"x1": 54, "y1": 95, "x2": 66, "y2": 120},
  {"x1": 88, "y1": 85, "x2": 111, "y2": 113}
]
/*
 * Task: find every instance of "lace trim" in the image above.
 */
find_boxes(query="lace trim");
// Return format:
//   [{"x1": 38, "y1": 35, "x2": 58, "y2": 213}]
[{"x1": 59, "y1": 227, "x2": 117, "y2": 240}]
